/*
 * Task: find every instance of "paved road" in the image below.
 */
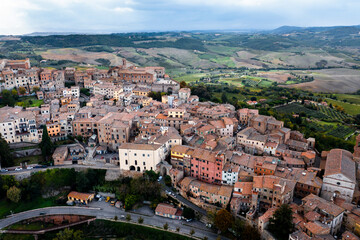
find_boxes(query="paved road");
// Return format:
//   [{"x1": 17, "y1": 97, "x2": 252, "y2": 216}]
[
  {"x1": 0, "y1": 163, "x2": 119, "y2": 176},
  {"x1": 0, "y1": 202, "x2": 219, "y2": 239}
]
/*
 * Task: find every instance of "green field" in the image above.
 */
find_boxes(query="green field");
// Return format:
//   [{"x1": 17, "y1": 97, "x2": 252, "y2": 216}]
[
  {"x1": 325, "y1": 98, "x2": 360, "y2": 116},
  {"x1": 15, "y1": 96, "x2": 43, "y2": 108},
  {"x1": 0, "y1": 196, "x2": 60, "y2": 219},
  {"x1": 327, "y1": 125, "x2": 354, "y2": 139},
  {"x1": 316, "y1": 104, "x2": 348, "y2": 121},
  {"x1": 333, "y1": 94, "x2": 360, "y2": 104},
  {"x1": 275, "y1": 103, "x2": 329, "y2": 120},
  {"x1": 173, "y1": 73, "x2": 208, "y2": 83}
]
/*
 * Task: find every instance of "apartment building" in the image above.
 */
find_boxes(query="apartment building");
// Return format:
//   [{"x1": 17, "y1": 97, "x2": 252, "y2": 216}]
[
  {"x1": 118, "y1": 143, "x2": 166, "y2": 172},
  {"x1": 0, "y1": 106, "x2": 39, "y2": 143},
  {"x1": 179, "y1": 177, "x2": 233, "y2": 208},
  {"x1": 63, "y1": 86, "x2": 80, "y2": 98},
  {"x1": 190, "y1": 148, "x2": 224, "y2": 184}
]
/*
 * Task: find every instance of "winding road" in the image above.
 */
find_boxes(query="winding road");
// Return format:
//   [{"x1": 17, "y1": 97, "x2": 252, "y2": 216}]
[{"x1": 0, "y1": 202, "x2": 220, "y2": 239}]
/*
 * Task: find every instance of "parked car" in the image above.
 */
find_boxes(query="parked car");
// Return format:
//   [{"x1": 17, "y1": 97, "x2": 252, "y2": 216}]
[
  {"x1": 27, "y1": 166, "x2": 33, "y2": 170},
  {"x1": 186, "y1": 219, "x2": 193, "y2": 222},
  {"x1": 39, "y1": 212, "x2": 46, "y2": 215},
  {"x1": 15, "y1": 167, "x2": 22, "y2": 171},
  {"x1": 0, "y1": 169, "x2": 8, "y2": 172}
]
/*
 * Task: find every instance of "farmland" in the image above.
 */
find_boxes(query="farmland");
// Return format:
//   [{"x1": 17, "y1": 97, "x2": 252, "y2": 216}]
[
  {"x1": 275, "y1": 103, "x2": 329, "y2": 120},
  {"x1": 323, "y1": 98, "x2": 360, "y2": 116}
]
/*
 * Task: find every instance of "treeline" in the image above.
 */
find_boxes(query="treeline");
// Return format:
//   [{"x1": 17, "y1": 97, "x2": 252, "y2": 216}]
[
  {"x1": 20, "y1": 35, "x2": 207, "y2": 51},
  {"x1": 0, "y1": 168, "x2": 106, "y2": 204}
]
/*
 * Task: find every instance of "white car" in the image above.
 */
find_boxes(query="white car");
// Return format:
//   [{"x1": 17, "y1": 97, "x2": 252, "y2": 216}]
[
  {"x1": 15, "y1": 167, "x2": 22, "y2": 171},
  {"x1": 27, "y1": 166, "x2": 33, "y2": 170}
]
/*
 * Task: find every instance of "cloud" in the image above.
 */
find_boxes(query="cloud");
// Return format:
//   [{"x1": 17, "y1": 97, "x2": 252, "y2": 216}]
[
  {"x1": 113, "y1": 7, "x2": 134, "y2": 13},
  {"x1": 0, "y1": 0, "x2": 359, "y2": 34}
]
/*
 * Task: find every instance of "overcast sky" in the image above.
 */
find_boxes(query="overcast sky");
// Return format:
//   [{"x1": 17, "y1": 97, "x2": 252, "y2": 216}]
[{"x1": 1, "y1": 0, "x2": 359, "y2": 35}]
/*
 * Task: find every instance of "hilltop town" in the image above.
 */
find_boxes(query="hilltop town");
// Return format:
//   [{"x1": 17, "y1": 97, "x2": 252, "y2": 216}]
[{"x1": 0, "y1": 58, "x2": 360, "y2": 240}]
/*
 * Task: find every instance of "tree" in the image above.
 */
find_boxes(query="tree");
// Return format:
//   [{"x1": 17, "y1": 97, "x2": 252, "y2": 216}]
[
  {"x1": 232, "y1": 218, "x2": 245, "y2": 238},
  {"x1": 53, "y1": 228, "x2": 83, "y2": 240},
  {"x1": 242, "y1": 223, "x2": 260, "y2": 240},
  {"x1": 354, "y1": 114, "x2": 360, "y2": 125},
  {"x1": 164, "y1": 175, "x2": 171, "y2": 187},
  {"x1": 163, "y1": 223, "x2": 169, "y2": 230},
  {"x1": 180, "y1": 81, "x2": 187, "y2": 88},
  {"x1": 214, "y1": 209, "x2": 233, "y2": 233},
  {"x1": 0, "y1": 134, "x2": 13, "y2": 167},
  {"x1": 7, "y1": 186, "x2": 21, "y2": 203},
  {"x1": 138, "y1": 217, "x2": 144, "y2": 224},
  {"x1": 124, "y1": 194, "x2": 138, "y2": 210},
  {"x1": 221, "y1": 92, "x2": 228, "y2": 103},
  {"x1": 250, "y1": 96, "x2": 257, "y2": 101},
  {"x1": 1, "y1": 90, "x2": 16, "y2": 106},
  {"x1": 76, "y1": 135, "x2": 84, "y2": 142},
  {"x1": 32, "y1": 86, "x2": 40, "y2": 93},
  {"x1": 268, "y1": 204, "x2": 294, "y2": 240},
  {"x1": 39, "y1": 125, "x2": 54, "y2": 161},
  {"x1": 182, "y1": 207, "x2": 195, "y2": 220},
  {"x1": 18, "y1": 87, "x2": 26, "y2": 95},
  {"x1": 11, "y1": 89, "x2": 18, "y2": 98},
  {"x1": 80, "y1": 88, "x2": 90, "y2": 96},
  {"x1": 176, "y1": 227, "x2": 180, "y2": 232},
  {"x1": 75, "y1": 171, "x2": 90, "y2": 192},
  {"x1": 190, "y1": 229, "x2": 195, "y2": 236},
  {"x1": 126, "y1": 214, "x2": 131, "y2": 221}
]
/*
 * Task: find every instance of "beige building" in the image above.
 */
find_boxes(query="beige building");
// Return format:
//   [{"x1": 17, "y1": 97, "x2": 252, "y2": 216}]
[{"x1": 119, "y1": 143, "x2": 167, "y2": 172}]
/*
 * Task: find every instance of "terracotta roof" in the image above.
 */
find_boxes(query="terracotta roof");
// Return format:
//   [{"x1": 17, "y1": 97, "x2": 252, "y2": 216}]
[
  {"x1": 234, "y1": 182, "x2": 253, "y2": 195},
  {"x1": 342, "y1": 231, "x2": 360, "y2": 240},
  {"x1": 118, "y1": 143, "x2": 162, "y2": 151},
  {"x1": 324, "y1": 149, "x2": 356, "y2": 183},
  {"x1": 304, "y1": 221, "x2": 330, "y2": 236},
  {"x1": 302, "y1": 194, "x2": 345, "y2": 217},
  {"x1": 68, "y1": 191, "x2": 94, "y2": 201},
  {"x1": 155, "y1": 203, "x2": 179, "y2": 216}
]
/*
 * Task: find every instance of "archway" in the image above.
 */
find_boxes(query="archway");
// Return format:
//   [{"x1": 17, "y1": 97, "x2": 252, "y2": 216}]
[
  {"x1": 137, "y1": 166, "x2": 140, "y2": 172},
  {"x1": 130, "y1": 166, "x2": 135, "y2": 171},
  {"x1": 167, "y1": 87, "x2": 173, "y2": 94}
]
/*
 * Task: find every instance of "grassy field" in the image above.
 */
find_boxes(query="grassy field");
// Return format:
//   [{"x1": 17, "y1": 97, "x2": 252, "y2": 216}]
[
  {"x1": 0, "y1": 196, "x2": 60, "y2": 219},
  {"x1": 173, "y1": 73, "x2": 209, "y2": 83},
  {"x1": 15, "y1": 96, "x2": 43, "y2": 108},
  {"x1": 332, "y1": 94, "x2": 360, "y2": 105},
  {"x1": 324, "y1": 98, "x2": 360, "y2": 116},
  {"x1": 7, "y1": 221, "x2": 55, "y2": 231}
]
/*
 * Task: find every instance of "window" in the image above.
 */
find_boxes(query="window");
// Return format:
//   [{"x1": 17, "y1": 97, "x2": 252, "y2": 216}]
[
  {"x1": 135, "y1": 160, "x2": 137, "y2": 165},
  {"x1": 125, "y1": 160, "x2": 128, "y2": 165}
]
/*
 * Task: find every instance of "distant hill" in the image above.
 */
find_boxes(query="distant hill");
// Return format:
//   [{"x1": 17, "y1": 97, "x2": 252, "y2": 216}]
[
  {"x1": 23, "y1": 32, "x2": 86, "y2": 36},
  {"x1": 268, "y1": 25, "x2": 360, "y2": 34}
]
